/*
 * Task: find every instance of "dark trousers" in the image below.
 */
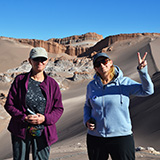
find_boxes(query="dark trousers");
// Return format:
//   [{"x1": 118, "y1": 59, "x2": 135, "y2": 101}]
[
  {"x1": 87, "y1": 134, "x2": 135, "y2": 160},
  {"x1": 11, "y1": 133, "x2": 50, "y2": 160}
]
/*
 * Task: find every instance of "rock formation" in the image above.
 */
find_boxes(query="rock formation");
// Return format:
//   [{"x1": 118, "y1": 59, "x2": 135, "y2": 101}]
[
  {"x1": 1, "y1": 32, "x2": 160, "y2": 57},
  {"x1": 80, "y1": 33, "x2": 160, "y2": 57},
  {"x1": 0, "y1": 32, "x2": 102, "y2": 56},
  {"x1": 0, "y1": 56, "x2": 94, "y2": 90},
  {"x1": 48, "y1": 32, "x2": 103, "y2": 45}
]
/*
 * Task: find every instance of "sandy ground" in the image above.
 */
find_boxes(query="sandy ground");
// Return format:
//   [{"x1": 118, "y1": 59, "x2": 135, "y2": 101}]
[{"x1": 0, "y1": 35, "x2": 160, "y2": 160}]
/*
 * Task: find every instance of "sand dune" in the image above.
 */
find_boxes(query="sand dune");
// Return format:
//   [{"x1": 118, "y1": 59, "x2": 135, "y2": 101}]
[
  {"x1": 0, "y1": 35, "x2": 160, "y2": 160},
  {"x1": 0, "y1": 38, "x2": 32, "y2": 73},
  {"x1": 131, "y1": 72, "x2": 160, "y2": 150}
]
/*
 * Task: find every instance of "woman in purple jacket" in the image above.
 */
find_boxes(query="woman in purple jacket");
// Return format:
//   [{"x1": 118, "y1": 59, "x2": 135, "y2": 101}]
[{"x1": 5, "y1": 47, "x2": 64, "y2": 160}]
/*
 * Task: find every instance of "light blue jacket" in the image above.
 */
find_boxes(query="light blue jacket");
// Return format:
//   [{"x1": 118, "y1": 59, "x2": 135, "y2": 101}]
[{"x1": 83, "y1": 65, "x2": 154, "y2": 137}]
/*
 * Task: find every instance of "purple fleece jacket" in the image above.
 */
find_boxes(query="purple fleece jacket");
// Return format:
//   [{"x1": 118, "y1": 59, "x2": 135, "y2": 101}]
[{"x1": 4, "y1": 71, "x2": 64, "y2": 146}]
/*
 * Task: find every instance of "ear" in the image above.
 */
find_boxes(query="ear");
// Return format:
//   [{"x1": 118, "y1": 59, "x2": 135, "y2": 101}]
[{"x1": 94, "y1": 67, "x2": 98, "y2": 72}]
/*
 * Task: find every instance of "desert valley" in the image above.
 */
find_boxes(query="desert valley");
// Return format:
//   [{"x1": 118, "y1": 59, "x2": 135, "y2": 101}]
[{"x1": 0, "y1": 32, "x2": 160, "y2": 160}]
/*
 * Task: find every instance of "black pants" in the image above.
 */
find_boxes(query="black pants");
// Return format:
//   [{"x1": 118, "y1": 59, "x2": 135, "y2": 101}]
[
  {"x1": 11, "y1": 133, "x2": 50, "y2": 160},
  {"x1": 87, "y1": 134, "x2": 135, "y2": 160}
]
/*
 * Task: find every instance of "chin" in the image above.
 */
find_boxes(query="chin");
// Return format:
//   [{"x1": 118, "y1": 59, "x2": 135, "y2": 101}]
[{"x1": 35, "y1": 68, "x2": 44, "y2": 72}]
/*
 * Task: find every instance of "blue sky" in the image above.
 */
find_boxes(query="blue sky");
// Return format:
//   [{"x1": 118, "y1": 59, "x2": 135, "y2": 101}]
[{"x1": 0, "y1": 0, "x2": 160, "y2": 40}]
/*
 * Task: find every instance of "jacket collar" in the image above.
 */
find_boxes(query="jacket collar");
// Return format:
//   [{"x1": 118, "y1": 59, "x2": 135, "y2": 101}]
[
  {"x1": 94, "y1": 65, "x2": 123, "y2": 86},
  {"x1": 26, "y1": 70, "x2": 49, "y2": 84}
]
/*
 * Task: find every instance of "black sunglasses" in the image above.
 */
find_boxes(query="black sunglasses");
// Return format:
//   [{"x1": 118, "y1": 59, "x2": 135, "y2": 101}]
[
  {"x1": 32, "y1": 57, "x2": 47, "y2": 62},
  {"x1": 94, "y1": 58, "x2": 110, "y2": 68}
]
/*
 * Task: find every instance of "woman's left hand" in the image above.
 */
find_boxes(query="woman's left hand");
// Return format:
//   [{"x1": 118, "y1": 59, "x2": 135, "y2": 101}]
[
  {"x1": 137, "y1": 52, "x2": 147, "y2": 70},
  {"x1": 36, "y1": 113, "x2": 45, "y2": 124},
  {"x1": 86, "y1": 120, "x2": 95, "y2": 130},
  {"x1": 25, "y1": 113, "x2": 45, "y2": 125}
]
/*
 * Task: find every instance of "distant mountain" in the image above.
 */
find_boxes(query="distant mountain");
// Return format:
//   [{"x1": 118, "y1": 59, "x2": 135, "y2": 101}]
[{"x1": 1, "y1": 32, "x2": 160, "y2": 57}]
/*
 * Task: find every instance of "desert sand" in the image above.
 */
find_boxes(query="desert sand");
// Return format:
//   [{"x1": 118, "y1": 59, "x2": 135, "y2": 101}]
[{"x1": 0, "y1": 34, "x2": 160, "y2": 160}]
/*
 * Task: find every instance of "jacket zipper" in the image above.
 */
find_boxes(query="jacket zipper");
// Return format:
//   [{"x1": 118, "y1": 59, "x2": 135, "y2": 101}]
[{"x1": 102, "y1": 85, "x2": 107, "y2": 135}]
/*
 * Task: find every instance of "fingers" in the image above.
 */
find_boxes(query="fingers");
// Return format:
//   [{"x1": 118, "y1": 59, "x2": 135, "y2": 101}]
[
  {"x1": 28, "y1": 114, "x2": 38, "y2": 118},
  {"x1": 137, "y1": 52, "x2": 148, "y2": 69},
  {"x1": 137, "y1": 52, "x2": 147, "y2": 63},
  {"x1": 86, "y1": 122, "x2": 95, "y2": 130},
  {"x1": 26, "y1": 114, "x2": 45, "y2": 125},
  {"x1": 27, "y1": 115, "x2": 38, "y2": 124},
  {"x1": 137, "y1": 52, "x2": 141, "y2": 63},
  {"x1": 142, "y1": 52, "x2": 147, "y2": 61}
]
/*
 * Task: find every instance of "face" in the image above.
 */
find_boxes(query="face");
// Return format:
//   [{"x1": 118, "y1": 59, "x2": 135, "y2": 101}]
[
  {"x1": 29, "y1": 57, "x2": 48, "y2": 73},
  {"x1": 94, "y1": 57, "x2": 113, "y2": 76}
]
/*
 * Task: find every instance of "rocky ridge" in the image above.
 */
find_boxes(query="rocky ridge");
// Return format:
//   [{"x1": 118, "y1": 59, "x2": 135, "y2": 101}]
[
  {"x1": 1, "y1": 32, "x2": 160, "y2": 57},
  {"x1": 0, "y1": 56, "x2": 94, "y2": 91},
  {"x1": 48, "y1": 32, "x2": 103, "y2": 45},
  {"x1": 0, "y1": 32, "x2": 102, "y2": 56},
  {"x1": 81, "y1": 32, "x2": 160, "y2": 57}
]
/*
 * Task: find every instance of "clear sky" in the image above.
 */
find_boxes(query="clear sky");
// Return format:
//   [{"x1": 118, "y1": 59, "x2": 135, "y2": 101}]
[{"x1": 0, "y1": 0, "x2": 160, "y2": 40}]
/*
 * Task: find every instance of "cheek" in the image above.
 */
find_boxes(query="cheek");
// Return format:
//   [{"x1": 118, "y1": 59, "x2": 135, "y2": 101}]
[
  {"x1": 43, "y1": 62, "x2": 48, "y2": 66},
  {"x1": 108, "y1": 61, "x2": 113, "y2": 67}
]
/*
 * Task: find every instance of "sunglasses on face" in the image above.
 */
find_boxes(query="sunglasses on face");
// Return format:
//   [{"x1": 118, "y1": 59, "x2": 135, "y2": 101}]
[
  {"x1": 94, "y1": 58, "x2": 110, "y2": 68},
  {"x1": 32, "y1": 57, "x2": 47, "y2": 62}
]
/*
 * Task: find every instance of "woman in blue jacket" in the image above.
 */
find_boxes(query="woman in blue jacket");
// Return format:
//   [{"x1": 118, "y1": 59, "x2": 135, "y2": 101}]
[
  {"x1": 83, "y1": 52, "x2": 154, "y2": 160},
  {"x1": 5, "y1": 47, "x2": 64, "y2": 160}
]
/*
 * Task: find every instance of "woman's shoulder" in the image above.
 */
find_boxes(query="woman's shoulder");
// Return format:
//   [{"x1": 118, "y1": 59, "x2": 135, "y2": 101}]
[
  {"x1": 45, "y1": 74, "x2": 59, "y2": 85},
  {"x1": 14, "y1": 72, "x2": 29, "y2": 81},
  {"x1": 46, "y1": 74, "x2": 56, "y2": 81},
  {"x1": 119, "y1": 76, "x2": 136, "y2": 85},
  {"x1": 86, "y1": 78, "x2": 97, "y2": 90}
]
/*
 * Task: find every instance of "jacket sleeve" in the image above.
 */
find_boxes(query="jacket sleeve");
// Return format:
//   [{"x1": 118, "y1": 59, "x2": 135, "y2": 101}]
[
  {"x1": 4, "y1": 77, "x2": 27, "y2": 122},
  {"x1": 83, "y1": 84, "x2": 92, "y2": 126},
  {"x1": 129, "y1": 66, "x2": 154, "y2": 96},
  {"x1": 44, "y1": 84, "x2": 64, "y2": 125}
]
